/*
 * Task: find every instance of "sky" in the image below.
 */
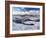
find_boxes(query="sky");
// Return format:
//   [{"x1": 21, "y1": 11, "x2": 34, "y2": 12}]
[{"x1": 12, "y1": 7, "x2": 40, "y2": 15}]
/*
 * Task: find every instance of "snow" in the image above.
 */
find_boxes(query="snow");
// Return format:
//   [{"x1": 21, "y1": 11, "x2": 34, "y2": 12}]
[{"x1": 12, "y1": 15, "x2": 40, "y2": 31}]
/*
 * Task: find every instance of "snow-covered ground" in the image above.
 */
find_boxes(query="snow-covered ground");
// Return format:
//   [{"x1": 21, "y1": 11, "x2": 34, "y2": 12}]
[
  {"x1": 12, "y1": 22, "x2": 40, "y2": 31},
  {"x1": 12, "y1": 15, "x2": 40, "y2": 31}
]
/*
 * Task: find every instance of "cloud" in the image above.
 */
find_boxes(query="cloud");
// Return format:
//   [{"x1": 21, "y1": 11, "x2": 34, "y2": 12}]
[
  {"x1": 12, "y1": 7, "x2": 40, "y2": 15},
  {"x1": 13, "y1": 10, "x2": 40, "y2": 15}
]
